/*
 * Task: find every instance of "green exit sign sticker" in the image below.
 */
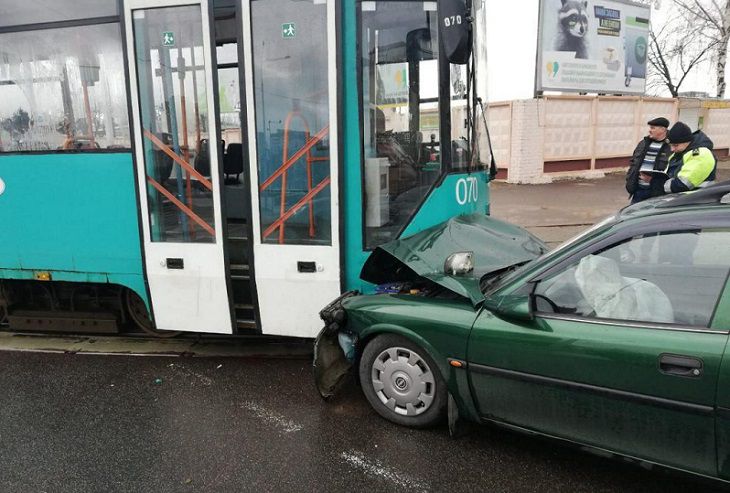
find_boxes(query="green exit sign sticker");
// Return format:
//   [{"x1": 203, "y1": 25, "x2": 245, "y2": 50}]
[
  {"x1": 282, "y1": 22, "x2": 296, "y2": 38},
  {"x1": 162, "y1": 31, "x2": 175, "y2": 47}
]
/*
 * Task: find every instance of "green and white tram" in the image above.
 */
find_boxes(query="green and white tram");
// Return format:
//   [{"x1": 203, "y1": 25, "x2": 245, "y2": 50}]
[{"x1": 0, "y1": 0, "x2": 493, "y2": 337}]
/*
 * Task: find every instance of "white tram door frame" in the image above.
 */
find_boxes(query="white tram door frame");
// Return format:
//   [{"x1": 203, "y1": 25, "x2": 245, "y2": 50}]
[
  {"x1": 124, "y1": 0, "x2": 234, "y2": 334},
  {"x1": 240, "y1": 0, "x2": 342, "y2": 337}
]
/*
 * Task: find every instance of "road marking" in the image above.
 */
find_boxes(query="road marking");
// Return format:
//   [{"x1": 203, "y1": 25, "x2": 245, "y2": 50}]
[
  {"x1": 242, "y1": 401, "x2": 303, "y2": 433},
  {"x1": 167, "y1": 363, "x2": 213, "y2": 386},
  {"x1": 340, "y1": 451, "x2": 430, "y2": 491}
]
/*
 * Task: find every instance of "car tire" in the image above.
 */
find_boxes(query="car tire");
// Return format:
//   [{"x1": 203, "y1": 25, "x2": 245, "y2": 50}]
[{"x1": 359, "y1": 334, "x2": 447, "y2": 428}]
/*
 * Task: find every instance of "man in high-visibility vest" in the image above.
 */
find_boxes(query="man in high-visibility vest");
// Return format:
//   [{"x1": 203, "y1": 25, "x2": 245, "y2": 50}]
[{"x1": 663, "y1": 121, "x2": 717, "y2": 194}]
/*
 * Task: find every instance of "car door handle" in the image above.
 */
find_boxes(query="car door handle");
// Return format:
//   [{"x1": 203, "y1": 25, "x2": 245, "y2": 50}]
[{"x1": 659, "y1": 354, "x2": 703, "y2": 378}]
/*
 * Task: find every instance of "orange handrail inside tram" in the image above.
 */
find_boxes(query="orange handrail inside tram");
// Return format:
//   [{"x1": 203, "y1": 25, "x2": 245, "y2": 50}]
[
  {"x1": 143, "y1": 128, "x2": 216, "y2": 238},
  {"x1": 259, "y1": 111, "x2": 329, "y2": 244},
  {"x1": 147, "y1": 176, "x2": 215, "y2": 236},
  {"x1": 144, "y1": 129, "x2": 213, "y2": 190}
]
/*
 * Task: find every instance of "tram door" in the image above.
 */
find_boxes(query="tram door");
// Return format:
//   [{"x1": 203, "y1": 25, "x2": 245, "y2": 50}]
[
  {"x1": 123, "y1": 0, "x2": 234, "y2": 333},
  {"x1": 241, "y1": 0, "x2": 341, "y2": 337}
]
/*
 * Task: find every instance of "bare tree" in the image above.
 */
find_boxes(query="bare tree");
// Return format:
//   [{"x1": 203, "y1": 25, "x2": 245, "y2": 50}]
[
  {"x1": 672, "y1": 0, "x2": 730, "y2": 97},
  {"x1": 646, "y1": 15, "x2": 718, "y2": 96}
]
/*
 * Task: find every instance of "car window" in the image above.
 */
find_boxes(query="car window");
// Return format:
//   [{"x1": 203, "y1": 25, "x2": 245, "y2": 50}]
[
  {"x1": 534, "y1": 229, "x2": 730, "y2": 327},
  {"x1": 491, "y1": 215, "x2": 617, "y2": 293}
]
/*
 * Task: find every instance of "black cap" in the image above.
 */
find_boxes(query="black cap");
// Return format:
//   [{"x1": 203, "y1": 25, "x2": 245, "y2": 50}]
[
  {"x1": 667, "y1": 122, "x2": 693, "y2": 144},
  {"x1": 647, "y1": 117, "x2": 669, "y2": 128}
]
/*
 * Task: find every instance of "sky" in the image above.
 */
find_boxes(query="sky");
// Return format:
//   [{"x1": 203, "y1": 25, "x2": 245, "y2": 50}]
[{"x1": 484, "y1": 0, "x2": 726, "y2": 102}]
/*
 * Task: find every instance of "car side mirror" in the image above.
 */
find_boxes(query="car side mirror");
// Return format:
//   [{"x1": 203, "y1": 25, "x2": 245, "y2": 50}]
[
  {"x1": 444, "y1": 251, "x2": 474, "y2": 276},
  {"x1": 484, "y1": 294, "x2": 534, "y2": 322},
  {"x1": 439, "y1": 0, "x2": 472, "y2": 64}
]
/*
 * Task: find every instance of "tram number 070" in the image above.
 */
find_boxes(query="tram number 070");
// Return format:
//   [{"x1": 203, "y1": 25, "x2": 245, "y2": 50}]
[
  {"x1": 443, "y1": 15, "x2": 463, "y2": 27},
  {"x1": 455, "y1": 176, "x2": 479, "y2": 205}
]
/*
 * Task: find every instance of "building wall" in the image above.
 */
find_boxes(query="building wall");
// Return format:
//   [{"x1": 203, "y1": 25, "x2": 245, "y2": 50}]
[
  {"x1": 703, "y1": 107, "x2": 730, "y2": 156},
  {"x1": 488, "y1": 95, "x2": 730, "y2": 184}
]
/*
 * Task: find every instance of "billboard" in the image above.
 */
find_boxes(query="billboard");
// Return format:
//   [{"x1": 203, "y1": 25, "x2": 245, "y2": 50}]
[
  {"x1": 376, "y1": 63, "x2": 409, "y2": 105},
  {"x1": 536, "y1": 0, "x2": 650, "y2": 94}
]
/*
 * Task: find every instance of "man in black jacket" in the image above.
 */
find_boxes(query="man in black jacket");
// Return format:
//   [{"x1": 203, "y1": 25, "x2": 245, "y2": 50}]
[{"x1": 625, "y1": 117, "x2": 672, "y2": 203}]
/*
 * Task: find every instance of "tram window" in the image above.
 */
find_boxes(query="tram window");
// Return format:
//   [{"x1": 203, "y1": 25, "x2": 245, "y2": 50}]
[
  {"x1": 218, "y1": 66, "x2": 242, "y2": 145},
  {"x1": 0, "y1": 0, "x2": 118, "y2": 27},
  {"x1": 216, "y1": 45, "x2": 241, "y2": 144},
  {"x1": 215, "y1": 6, "x2": 243, "y2": 157},
  {"x1": 360, "y1": 1, "x2": 442, "y2": 249},
  {"x1": 450, "y1": 64, "x2": 469, "y2": 171},
  {"x1": 450, "y1": 62, "x2": 489, "y2": 172},
  {"x1": 216, "y1": 44, "x2": 239, "y2": 66},
  {"x1": 0, "y1": 24, "x2": 130, "y2": 153},
  {"x1": 251, "y1": 0, "x2": 332, "y2": 245},
  {"x1": 132, "y1": 5, "x2": 217, "y2": 243},
  {"x1": 214, "y1": 1, "x2": 238, "y2": 57},
  {"x1": 470, "y1": 0, "x2": 491, "y2": 172}
]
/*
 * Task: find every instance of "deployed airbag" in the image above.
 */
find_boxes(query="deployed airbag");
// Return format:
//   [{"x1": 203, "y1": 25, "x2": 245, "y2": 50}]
[{"x1": 574, "y1": 255, "x2": 674, "y2": 324}]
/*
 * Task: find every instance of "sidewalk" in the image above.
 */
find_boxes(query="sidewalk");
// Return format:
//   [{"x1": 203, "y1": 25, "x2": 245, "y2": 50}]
[{"x1": 490, "y1": 161, "x2": 729, "y2": 247}]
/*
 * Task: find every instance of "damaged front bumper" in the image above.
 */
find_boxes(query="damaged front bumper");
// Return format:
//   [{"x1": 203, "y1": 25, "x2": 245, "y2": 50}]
[{"x1": 313, "y1": 290, "x2": 359, "y2": 399}]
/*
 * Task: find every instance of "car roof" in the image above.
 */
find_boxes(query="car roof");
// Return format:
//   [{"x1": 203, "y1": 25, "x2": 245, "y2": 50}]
[{"x1": 619, "y1": 180, "x2": 730, "y2": 222}]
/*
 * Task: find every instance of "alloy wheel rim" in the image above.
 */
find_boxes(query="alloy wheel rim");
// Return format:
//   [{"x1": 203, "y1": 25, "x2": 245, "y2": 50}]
[{"x1": 371, "y1": 346, "x2": 435, "y2": 416}]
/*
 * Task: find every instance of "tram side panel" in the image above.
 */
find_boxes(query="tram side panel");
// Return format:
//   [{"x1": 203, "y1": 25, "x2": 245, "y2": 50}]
[{"x1": 0, "y1": 153, "x2": 148, "y2": 308}]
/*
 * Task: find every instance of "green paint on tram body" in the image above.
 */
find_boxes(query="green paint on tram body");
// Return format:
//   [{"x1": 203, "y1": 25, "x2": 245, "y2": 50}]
[{"x1": 0, "y1": 153, "x2": 148, "y2": 304}]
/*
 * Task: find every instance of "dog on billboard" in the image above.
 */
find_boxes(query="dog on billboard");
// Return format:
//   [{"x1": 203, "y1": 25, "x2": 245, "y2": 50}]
[{"x1": 554, "y1": 0, "x2": 590, "y2": 59}]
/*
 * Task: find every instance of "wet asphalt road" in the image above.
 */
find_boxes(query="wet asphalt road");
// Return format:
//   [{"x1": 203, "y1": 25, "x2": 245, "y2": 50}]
[{"x1": 0, "y1": 351, "x2": 724, "y2": 492}]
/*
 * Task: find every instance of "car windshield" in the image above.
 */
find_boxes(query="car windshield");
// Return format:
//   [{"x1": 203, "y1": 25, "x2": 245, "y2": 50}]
[
  {"x1": 480, "y1": 261, "x2": 531, "y2": 293},
  {"x1": 482, "y1": 214, "x2": 619, "y2": 295}
]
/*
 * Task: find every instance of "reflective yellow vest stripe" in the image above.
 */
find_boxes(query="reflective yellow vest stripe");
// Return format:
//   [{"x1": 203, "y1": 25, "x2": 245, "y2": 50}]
[{"x1": 666, "y1": 147, "x2": 716, "y2": 192}]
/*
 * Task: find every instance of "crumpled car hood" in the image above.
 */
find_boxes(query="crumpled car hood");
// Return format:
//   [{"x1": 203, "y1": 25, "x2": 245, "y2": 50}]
[{"x1": 360, "y1": 214, "x2": 548, "y2": 305}]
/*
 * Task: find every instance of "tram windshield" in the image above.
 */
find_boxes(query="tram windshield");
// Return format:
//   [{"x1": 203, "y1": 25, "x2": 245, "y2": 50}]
[{"x1": 360, "y1": 0, "x2": 486, "y2": 249}]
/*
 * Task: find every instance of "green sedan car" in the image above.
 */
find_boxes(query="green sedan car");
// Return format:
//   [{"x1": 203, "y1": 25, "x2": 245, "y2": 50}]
[{"x1": 314, "y1": 182, "x2": 730, "y2": 483}]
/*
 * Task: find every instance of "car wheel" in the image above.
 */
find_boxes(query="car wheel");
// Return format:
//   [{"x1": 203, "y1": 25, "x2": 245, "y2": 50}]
[{"x1": 359, "y1": 334, "x2": 446, "y2": 428}]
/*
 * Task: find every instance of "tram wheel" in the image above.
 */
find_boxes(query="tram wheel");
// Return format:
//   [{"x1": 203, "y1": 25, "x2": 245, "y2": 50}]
[{"x1": 124, "y1": 290, "x2": 181, "y2": 338}]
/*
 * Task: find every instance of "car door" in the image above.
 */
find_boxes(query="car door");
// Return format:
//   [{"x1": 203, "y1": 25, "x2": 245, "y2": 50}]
[
  {"x1": 713, "y1": 281, "x2": 730, "y2": 480},
  {"x1": 468, "y1": 220, "x2": 730, "y2": 477}
]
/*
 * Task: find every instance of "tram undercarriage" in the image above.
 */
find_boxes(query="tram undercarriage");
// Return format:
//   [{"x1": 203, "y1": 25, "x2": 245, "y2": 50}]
[{"x1": 0, "y1": 280, "x2": 176, "y2": 337}]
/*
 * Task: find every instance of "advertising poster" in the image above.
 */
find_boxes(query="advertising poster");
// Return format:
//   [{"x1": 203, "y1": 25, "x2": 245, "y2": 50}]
[
  {"x1": 376, "y1": 62, "x2": 409, "y2": 105},
  {"x1": 537, "y1": 0, "x2": 650, "y2": 94}
]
